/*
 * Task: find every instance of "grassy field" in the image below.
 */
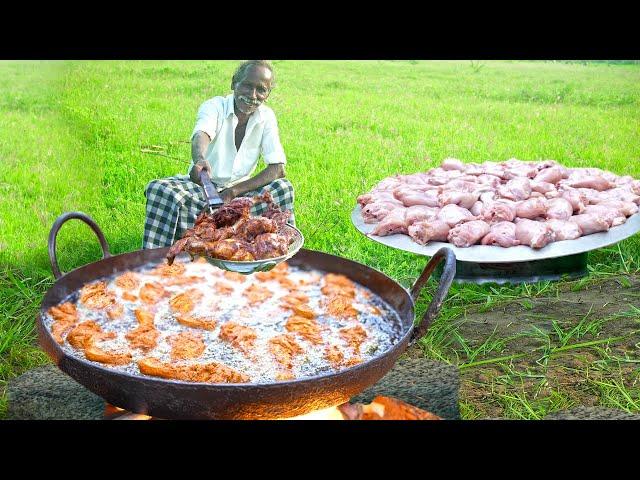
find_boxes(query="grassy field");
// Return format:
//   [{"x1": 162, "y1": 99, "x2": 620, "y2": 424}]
[{"x1": 1, "y1": 60, "x2": 639, "y2": 419}]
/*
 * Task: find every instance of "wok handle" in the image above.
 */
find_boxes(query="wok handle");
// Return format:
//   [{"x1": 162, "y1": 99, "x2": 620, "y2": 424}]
[
  {"x1": 409, "y1": 247, "x2": 456, "y2": 343},
  {"x1": 48, "y1": 212, "x2": 111, "y2": 279}
]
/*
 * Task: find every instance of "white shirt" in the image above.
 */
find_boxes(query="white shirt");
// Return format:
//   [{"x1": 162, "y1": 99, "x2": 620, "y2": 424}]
[{"x1": 189, "y1": 94, "x2": 286, "y2": 190}]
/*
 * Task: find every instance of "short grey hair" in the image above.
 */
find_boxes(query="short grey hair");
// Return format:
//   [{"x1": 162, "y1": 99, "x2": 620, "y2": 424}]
[{"x1": 231, "y1": 60, "x2": 276, "y2": 89}]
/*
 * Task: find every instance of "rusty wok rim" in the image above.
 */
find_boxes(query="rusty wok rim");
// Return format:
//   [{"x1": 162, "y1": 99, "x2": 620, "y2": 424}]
[{"x1": 38, "y1": 211, "x2": 456, "y2": 418}]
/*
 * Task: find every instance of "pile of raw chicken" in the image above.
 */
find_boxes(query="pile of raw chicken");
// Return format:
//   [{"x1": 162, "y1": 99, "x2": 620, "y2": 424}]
[
  {"x1": 357, "y1": 159, "x2": 640, "y2": 249},
  {"x1": 167, "y1": 192, "x2": 296, "y2": 264}
]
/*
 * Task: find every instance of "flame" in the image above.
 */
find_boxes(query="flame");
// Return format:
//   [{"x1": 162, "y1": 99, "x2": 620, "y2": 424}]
[{"x1": 286, "y1": 405, "x2": 345, "y2": 420}]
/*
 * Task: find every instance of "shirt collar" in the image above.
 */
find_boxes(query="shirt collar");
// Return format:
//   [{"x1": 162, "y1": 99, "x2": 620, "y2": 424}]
[{"x1": 224, "y1": 93, "x2": 265, "y2": 124}]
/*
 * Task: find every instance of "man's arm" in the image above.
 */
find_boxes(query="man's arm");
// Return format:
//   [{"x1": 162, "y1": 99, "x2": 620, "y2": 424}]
[
  {"x1": 189, "y1": 130, "x2": 212, "y2": 185},
  {"x1": 222, "y1": 163, "x2": 285, "y2": 202}
]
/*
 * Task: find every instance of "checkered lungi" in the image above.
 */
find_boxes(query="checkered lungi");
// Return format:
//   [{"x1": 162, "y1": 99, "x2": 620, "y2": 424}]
[{"x1": 142, "y1": 175, "x2": 295, "y2": 249}]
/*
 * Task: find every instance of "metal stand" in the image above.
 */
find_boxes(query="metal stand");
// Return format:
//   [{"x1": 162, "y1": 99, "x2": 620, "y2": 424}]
[{"x1": 434, "y1": 252, "x2": 588, "y2": 285}]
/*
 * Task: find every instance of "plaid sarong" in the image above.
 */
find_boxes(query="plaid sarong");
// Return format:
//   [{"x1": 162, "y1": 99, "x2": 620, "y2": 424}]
[{"x1": 143, "y1": 175, "x2": 295, "y2": 249}]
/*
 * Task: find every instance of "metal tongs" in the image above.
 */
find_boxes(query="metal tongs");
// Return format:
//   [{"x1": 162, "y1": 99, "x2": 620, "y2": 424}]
[{"x1": 199, "y1": 169, "x2": 224, "y2": 212}]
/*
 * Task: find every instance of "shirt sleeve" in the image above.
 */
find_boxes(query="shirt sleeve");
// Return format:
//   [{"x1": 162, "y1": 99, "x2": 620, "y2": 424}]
[
  {"x1": 191, "y1": 99, "x2": 220, "y2": 141},
  {"x1": 260, "y1": 111, "x2": 286, "y2": 165}
]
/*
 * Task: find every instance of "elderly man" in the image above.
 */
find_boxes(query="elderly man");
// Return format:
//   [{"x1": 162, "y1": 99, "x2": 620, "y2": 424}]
[{"x1": 143, "y1": 60, "x2": 294, "y2": 249}]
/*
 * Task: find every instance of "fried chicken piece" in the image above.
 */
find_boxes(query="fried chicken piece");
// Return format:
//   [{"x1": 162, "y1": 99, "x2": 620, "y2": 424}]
[
  {"x1": 168, "y1": 332, "x2": 206, "y2": 361},
  {"x1": 268, "y1": 334, "x2": 303, "y2": 370},
  {"x1": 340, "y1": 324, "x2": 368, "y2": 354},
  {"x1": 47, "y1": 302, "x2": 78, "y2": 344},
  {"x1": 84, "y1": 333, "x2": 132, "y2": 365},
  {"x1": 79, "y1": 281, "x2": 116, "y2": 310},
  {"x1": 285, "y1": 315, "x2": 324, "y2": 344},
  {"x1": 324, "y1": 344, "x2": 345, "y2": 368},
  {"x1": 252, "y1": 233, "x2": 289, "y2": 259},
  {"x1": 233, "y1": 216, "x2": 279, "y2": 241},
  {"x1": 114, "y1": 271, "x2": 140, "y2": 290},
  {"x1": 169, "y1": 288, "x2": 203, "y2": 315},
  {"x1": 219, "y1": 321, "x2": 257, "y2": 353},
  {"x1": 324, "y1": 295, "x2": 359, "y2": 318},
  {"x1": 243, "y1": 284, "x2": 273, "y2": 305},
  {"x1": 211, "y1": 238, "x2": 255, "y2": 261},
  {"x1": 66, "y1": 320, "x2": 103, "y2": 349},
  {"x1": 176, "y1": 315, "x2": 218, "y2": 331},
  {"x1": 138, "y1": 357, "x2": 249, "y2": 383},
  {"x1": 139, "y1": 282, "x2": 166, "y2": 304}
]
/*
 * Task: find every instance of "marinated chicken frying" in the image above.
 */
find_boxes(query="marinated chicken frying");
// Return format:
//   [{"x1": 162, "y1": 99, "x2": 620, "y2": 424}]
[
  {"x1": 114, "y1": 271, "x2": 140, "y2": 290},
  {"x1": 169, "y1": 288, "x2": 204, "y2": 314},
  {"x1": 47, "y1": 302, "x2": 78, "y2": 344},
  {"x1": 84, "y1": 333, "x2": 132, "y2": 365},
  {"x1": 166, "y1": 191, "x2": 295, "y2": 264},
  {"x1": 168, "y1": 332, "x2": 206, "y2": 361},
  {"x1": 139, "y1": 282, "x2": 166, "y2": 304},
  {"x1": 138, "y1": 357, "x2": 249, "y2": 383},
  {"x1": 268, "y1": 334, "x2": 303, "y2": 370},
  {"x1": 219, "y1": 321, "x2": 257, "y2": 353},
  {"x1": 175, "y1": 315, "x2": 218, "y2": 331},
  {"x1": 125, "y1": 324, "x2": 159, "y2": 352},
  {"x1": 79, "y1": 282, "x2": 116, "y2": 310},
  {"x1": 339, "y1": 324, "x2": 368, "y2": 354},
  {"x1": 66, "y1": 321, "x2": 103, "y2": 349},
  {"x1": 243, "y1": 284, "x2": 273, "y2": 305},
  {"x1": 324, "y1": 295, "x2": 359, "y2": 318},
  {"x1": 321, "y1": 274, "x2": 357, "y2": 298},
  {"x1": 285, "y1": 315, "x2": 323, "y2": 344},
  {"x1": 324, "y1": 344, "x2": 346, "y2": 368}
]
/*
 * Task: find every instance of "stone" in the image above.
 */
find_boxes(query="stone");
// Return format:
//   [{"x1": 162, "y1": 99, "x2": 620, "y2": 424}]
[
  {"x1": 7, "y1": 364, "x2": 105, "y2": 420},
  {"x1": 351, "y1": 358, "x2": 460, "y2": 420}
]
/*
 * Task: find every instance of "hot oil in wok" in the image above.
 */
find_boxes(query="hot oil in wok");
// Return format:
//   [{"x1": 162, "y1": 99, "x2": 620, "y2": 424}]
[{"x1": 43, "y1": 258, "x2": 404, "y2": 383}]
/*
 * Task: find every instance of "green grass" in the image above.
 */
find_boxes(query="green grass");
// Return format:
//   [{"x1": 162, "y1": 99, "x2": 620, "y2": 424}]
[{"x1": 1, "y1": 60, "x2": 639, "y2": 419}]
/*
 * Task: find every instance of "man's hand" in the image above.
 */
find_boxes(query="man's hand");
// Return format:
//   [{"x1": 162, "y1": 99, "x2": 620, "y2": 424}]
[
  {"x1": 189, "y1": 160, "x2": 212, "y2": 185},
  {"x1": 220, "y1": 186, "x2": 236, "y2": 204}
]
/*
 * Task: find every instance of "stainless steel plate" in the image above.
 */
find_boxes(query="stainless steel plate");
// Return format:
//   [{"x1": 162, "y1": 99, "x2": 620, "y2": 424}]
[
  {"x1": 351, "y1": 205, "x2": 640, "y2": 263},
  {"x1": 205, "y1": 225, "x2": 304, "y2": 274}
]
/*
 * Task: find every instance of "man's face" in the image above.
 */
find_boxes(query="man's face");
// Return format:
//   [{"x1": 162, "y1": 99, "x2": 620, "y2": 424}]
[{"x1": 233, "y1": 65, "x2": 272, "y2": 116}]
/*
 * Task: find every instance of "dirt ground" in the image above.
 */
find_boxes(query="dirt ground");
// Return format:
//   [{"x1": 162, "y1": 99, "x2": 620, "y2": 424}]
[{"x1": 410, "y1": 275, "x2": 640, "y2": 418}]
